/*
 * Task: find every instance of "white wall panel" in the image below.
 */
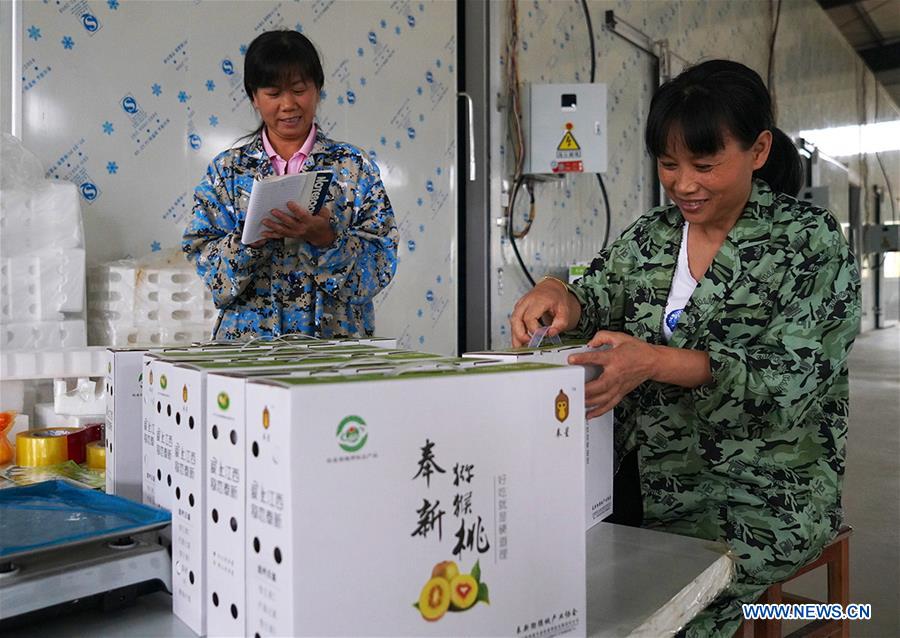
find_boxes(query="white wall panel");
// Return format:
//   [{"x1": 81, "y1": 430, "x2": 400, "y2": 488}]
[{"x1": 20, "y1": 0, "x2": 457, "y2": 354}]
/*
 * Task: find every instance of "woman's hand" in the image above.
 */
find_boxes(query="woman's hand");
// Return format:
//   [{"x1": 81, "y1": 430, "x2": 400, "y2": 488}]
[
  {"x1": 509, "y1": 278, "x2": 582, "y2": 347},
  {"x1": 259, "y1": 201, "x2": 337, "y2": 248},
  {"x1": 567, "y1": 331, "x2": 660, "y2": 418}
]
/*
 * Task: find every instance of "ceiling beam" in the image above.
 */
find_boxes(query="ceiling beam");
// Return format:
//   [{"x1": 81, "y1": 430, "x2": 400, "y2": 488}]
[
  {"x1": 859, "y1": 41, "x2": 900, "y2": 72},
  {"x1": 816, "y1": 0, "x2": 863, "y2": 9},
  {"x1": 852, "y1": 2, "x2": 885, "y2": 47}
]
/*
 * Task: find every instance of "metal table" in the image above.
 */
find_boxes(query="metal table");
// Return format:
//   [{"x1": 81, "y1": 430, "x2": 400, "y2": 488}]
[{"x1": 11, "y1": 522, "x2": 733, "y2": 637}]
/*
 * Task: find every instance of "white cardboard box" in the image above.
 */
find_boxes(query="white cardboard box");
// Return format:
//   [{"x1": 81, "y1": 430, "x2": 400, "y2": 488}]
[
  {"x1": 105, "y1": 348, "x2": 146, "y2": 502},
  {"x1": 244, "y1": 363, "x2": 587, "y2": 637},
  {"x1": 464, "y1": 344, "x2": 614, "y2": 528},
  {"x1": 202, "y1": 354, "x2": 477, "y2": 637}
]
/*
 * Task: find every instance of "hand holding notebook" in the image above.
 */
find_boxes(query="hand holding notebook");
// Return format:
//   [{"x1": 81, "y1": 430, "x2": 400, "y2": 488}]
[{"x1": 241, "y1": 170, "x2": 333, "y2": 245}]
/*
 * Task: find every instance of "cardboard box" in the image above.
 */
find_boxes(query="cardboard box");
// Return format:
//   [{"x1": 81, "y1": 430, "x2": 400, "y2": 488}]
[
  {"x1": 464, "y1": 344, "x2": 614, "y2": 527},
  {"x1": 245, "y1": 362, "x2": 587, "y2": 637},
  {"x1": 203, "y1": 352, "x2": 452, "y2": 637},
  {"x1": 105, "y1": 347, "x2": 146, "y2": 502}
]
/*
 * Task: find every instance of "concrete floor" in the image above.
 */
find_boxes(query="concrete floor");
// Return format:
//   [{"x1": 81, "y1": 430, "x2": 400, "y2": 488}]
[{"x1": 784, "y1": 325, "x2": 900, "y2": 637}]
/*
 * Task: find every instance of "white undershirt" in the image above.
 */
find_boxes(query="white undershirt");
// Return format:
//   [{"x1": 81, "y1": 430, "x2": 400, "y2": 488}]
[{"x1": 663, "y1": 222, "x2": 698, "y2": 343}]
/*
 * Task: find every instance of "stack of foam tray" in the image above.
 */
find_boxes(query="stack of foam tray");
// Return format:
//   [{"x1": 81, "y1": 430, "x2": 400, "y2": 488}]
[
  {"x1": 87, "y1": 260, "x2": 216, "y2": 347},
  {"x1": 0, "y1": 180, "x2": 87, "y2": 351}
]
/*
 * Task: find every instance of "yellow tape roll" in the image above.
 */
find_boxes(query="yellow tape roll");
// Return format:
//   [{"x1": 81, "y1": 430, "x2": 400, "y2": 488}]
[
  {"x1": 15, "y1": 429, "x2": 70, "y2": 467},
  {"x1": 86, "y1": 440, "x2": 106, "y2": 470}
]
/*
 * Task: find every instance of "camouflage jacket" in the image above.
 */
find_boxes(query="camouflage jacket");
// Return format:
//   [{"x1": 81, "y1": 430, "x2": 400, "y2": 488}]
[
  {"x1": 570, "y1": 179, "x2": 860, "y2": 584},
  {"x1": 183, "y1": 130, "x2": 398, "y2": 340}
]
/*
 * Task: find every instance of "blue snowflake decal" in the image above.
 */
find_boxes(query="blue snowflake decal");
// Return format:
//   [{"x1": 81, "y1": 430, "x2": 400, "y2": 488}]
[
  {"x1": 416, "y1": 86, "x2": 423, "y2": 95},
  {"x1": 379, "y1": 136, "x2": 386, "y2": 146},
  {"x1": 239, "y1": 44, "x2": 247, "y2": 56},
  {"x1": 106, "y1": 161, "x2": 118, "y2": 174},
  {"x1": 151, "y1": 241, "x2": 161, "y2": 252},
  {"x1": 177, "y1": 90, "x2": 189, "y2": 103},
  {"x1": 357, "y1": 47, "x2": 364, "y2": 57},
  {"x1": 102, "y1": 121, "x2": 114, "y2": 135},
  {"x1": 416, "y1": 197, "x2": 423, "y2": 207},
  {"x1": 151, "y1": 83, "x2": 162, "y2": 96},
  {"x1": 380, "y1": 19, "x2": 387, "y2": 28},
  {"x1": 417, "y1": 308, "x2": 423, "y2": 317},
  {"x1": 107, "y1": 0, "x2": 119, "y2": 9},
  {"x1": 27, "y1": 26, "x2": 41, "y2": 41},
  {"x1": 336, "y1": 95, "x2": 344, "y2": 105},
  {"x1": 206, "y1": 80, "x2": 215, "y2": 91},
  {"x1": 61, "y1": 36, "x2": 74, "y2": 50},
  {"x1": 359, "y1": 77, "x2": 366, "y2": 86},
  {"x1": 209, "y1": 115, "x2": 219, "y2": 127},
  {"x1": 395, "y1": 26, "x2": 401, "y2": 35},
  {"x1": 294, "y1": 23, "x2": 303, "y2": 33}
]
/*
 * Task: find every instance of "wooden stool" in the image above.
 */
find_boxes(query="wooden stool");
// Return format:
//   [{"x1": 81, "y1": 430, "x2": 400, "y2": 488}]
[{"x1": 735, "y1": 525, "x2": 852, "y2": 638}]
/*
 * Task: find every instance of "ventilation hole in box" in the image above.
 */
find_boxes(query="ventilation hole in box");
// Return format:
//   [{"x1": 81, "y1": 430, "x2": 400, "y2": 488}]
[
  {"x1": 172, "y1": 274, "x2": 189, "y2": 284},
  {"x1": 148, "y1": 310, "x2": 158, "y2": 321},
  {"x1": 176, "y1": 487, "x2": 181, "y2": 500},
  {"x1": 253, "y1": 537, "x2": 260, "y2": 553},
  {"x1": 157, "y1": 469, "x2": 161, "y2": 480},
  {"x1": 252, "y1": 441, "x2": 259, "y2": 457},
  {"x1": 230, "y1": 430, "x2": 237, "y2": 445},
  {"x1": 230, "y1": 517, "x2": 237, "y2": 532},
  {"x1": 212, "y1": 592, "x2": 219, "y2": 607},
  {"x1": 150, "y1": 333, "x2": 161, "y2": 344},
  {"x1": 173, "y1": 310, "x2": 189, "y2": 320},
  {"x1": 212, "y1": 424, "x2": 219, "y2": 439},
  {"x1": 274, "y1": 547, "x2": 282, "y2": 564},
  {"x1": 189, "y1": 571, "x2": 194, "y2": 585},
  {"x1": 167, "y1": 474, "x2": 172, "y2": 486},
  {"x1": 212, "y1": 508, "x2": 219, "y2": 523},
  {"x1": 189, "y1": 493, "x2": 194, "y2": 507},
  {"x1": 173, "y1": 293, "x2": 190, "y2": 303},
  {"x1": 149, "y1": 291, "x2": 158, "y2": 301},
  {"x1": 175, "y1": 412, "x2": 181, "y2": 426},
  {"x1": 189, "y1": 416, "x2": 194, "y2": 429},
  {"x1": 156, "y1": 401, "x2": 161, "y2": 413},
  {"x1": 167, "y1": 404, "x2": 172, "y2": 417},
  {"x1": 230, "y1": 604, "x2": 238, "y2": 619}
]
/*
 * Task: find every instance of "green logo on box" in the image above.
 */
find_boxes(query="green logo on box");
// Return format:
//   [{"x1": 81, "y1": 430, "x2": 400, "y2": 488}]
[
  {"x1": 217, "y1": 392, "x2": 230, "y2": 411},
  {"x1": 337, "y1": 415, "x2": 368, "y2": 453},
  {"x1": 160, "y1": 375, "x2": 168, "y2": 390}
]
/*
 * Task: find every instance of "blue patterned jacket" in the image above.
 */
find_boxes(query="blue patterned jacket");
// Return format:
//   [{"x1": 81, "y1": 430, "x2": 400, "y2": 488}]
[{"x1": 183, "y1": 129, "x2": 398, "y2": 339}]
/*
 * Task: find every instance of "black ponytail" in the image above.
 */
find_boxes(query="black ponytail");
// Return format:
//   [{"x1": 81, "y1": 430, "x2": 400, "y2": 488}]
[
  {"x1": 756, "y1": 127, "x2": 802, "y2": 197},
  {"x1": 645, "y1": 59, "x2": 802, "y2": 196}
]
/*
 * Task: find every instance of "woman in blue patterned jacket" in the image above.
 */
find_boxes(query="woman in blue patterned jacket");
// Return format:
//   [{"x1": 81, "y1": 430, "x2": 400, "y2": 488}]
[{"x1": 183, "y1": 30, "x2": 398, "y2": 340}]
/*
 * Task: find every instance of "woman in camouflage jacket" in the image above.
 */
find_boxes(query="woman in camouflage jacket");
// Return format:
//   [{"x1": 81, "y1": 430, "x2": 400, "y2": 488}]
[
  {"x1": 511, "y1": 60, "x2": 860, "y2": 636},
  {"x1": 184, "y1": 30, "x2": 398, "y2": 340}
]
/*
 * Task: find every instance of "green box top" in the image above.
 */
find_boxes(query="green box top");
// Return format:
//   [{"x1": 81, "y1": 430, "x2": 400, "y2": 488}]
[
  {"x1": 180, "y1": 351, "x2": 441, "y2": 371},
  {"x1": 252, "y1": 361, "x2": 562, "y2": 387}
]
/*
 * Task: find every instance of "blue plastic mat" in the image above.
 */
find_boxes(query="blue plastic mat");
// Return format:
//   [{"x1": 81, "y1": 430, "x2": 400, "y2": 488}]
[{"x1": 0, "y1": 480, "x2": 170, "y2": 558}]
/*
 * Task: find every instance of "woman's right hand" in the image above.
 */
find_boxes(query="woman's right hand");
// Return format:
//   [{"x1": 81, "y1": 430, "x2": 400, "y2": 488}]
[{"x1": 509, "y1": 278, "x2": 582, "y2": 347}]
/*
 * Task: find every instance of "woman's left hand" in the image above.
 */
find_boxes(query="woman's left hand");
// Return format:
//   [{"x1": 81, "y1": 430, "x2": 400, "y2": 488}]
[
  {"x1": 260, "y1": 201, "x2": 336, "y2": 248},
  {"x1": 567, "y1": 331, "x2": 659, "y2": 418}
]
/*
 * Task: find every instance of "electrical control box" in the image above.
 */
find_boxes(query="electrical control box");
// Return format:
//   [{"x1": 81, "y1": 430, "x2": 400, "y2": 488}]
[{"x1": 521, "y1": 83, "x2": 607, "y2": 175}]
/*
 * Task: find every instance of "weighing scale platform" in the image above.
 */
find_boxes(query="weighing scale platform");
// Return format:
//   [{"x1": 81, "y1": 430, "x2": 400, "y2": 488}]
[{"x1": 0, "y1": 480, "x2": 172, "y2": 625}]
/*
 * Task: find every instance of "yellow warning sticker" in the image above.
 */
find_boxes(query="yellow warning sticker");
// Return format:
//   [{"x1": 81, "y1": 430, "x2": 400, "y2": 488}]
[{"x1": 558, "y1": 131, "x2": 580, "y2": 151}]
